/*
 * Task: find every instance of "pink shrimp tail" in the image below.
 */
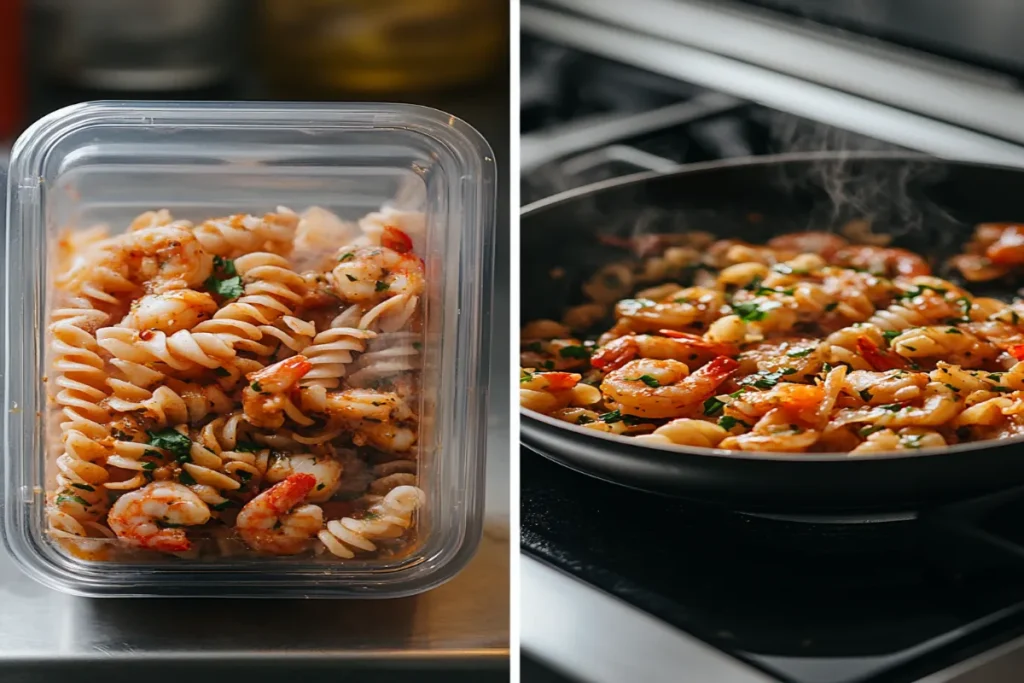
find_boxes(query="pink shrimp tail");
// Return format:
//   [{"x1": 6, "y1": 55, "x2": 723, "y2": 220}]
[{"x1": 264, "y1": 473, "x2": 317, "y2": 513}]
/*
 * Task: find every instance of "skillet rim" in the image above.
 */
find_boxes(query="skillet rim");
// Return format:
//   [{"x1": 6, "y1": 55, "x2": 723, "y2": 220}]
[{"x1": 519, "y1": 151, "x2": 1024, "y2": 463}]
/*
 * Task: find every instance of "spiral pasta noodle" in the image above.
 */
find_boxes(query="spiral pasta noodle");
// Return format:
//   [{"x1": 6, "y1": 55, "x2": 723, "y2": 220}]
[
  {"x1": 45, "y1": 206, "x2": 427, "y2": 560},
  {"x1": 317, "y1": 485, "x2": 425, "y2": 559},
  {"x1": 521, "y1": 228, "x2": 1024, "y2": 454}
]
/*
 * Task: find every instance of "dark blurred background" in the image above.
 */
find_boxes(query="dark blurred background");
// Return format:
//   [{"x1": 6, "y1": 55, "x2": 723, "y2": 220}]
[{"x1": 0, "y1": 0, "x2": 509, "y2": 156}]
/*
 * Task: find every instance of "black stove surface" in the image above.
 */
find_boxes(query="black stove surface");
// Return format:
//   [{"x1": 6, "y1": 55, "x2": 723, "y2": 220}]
[{"x1": 522, "y1": 448, "x2": 1024, "y2": 683}]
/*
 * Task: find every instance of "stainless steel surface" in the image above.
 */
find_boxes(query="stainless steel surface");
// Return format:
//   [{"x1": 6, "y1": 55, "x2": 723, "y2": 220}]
[
  {"x1": 522, "y1": 5, "x2": 1024, "y2": 167},
  {"x1": 920, "y1": 634, "x2": 1024, "y2": 683},
  {"x1": 521, "y1": 555, "x2": 776, "y2": 683},
  {"x1": 538, "y1": 0, "x2": 1024, "y2": 146},
  {"x1": 521, "y1": 94, "x2": 740, "y2": 170},
  {"x1": 741, "y1": 0, "x2": 1024, "y2": 77}
]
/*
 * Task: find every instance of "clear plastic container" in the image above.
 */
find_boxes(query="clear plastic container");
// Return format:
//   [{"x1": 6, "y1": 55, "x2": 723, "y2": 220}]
[{"x1": 2, "y1": 101, "x2": 495, "y2": 597}]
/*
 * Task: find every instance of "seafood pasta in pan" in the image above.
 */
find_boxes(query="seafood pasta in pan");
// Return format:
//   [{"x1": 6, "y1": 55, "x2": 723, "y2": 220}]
[
  {"x1": 520, "y1": 223, "x2": 1024, "y2": 455},
  {"x1": 48, "y1": 205, "x2": 426, "y2": 561}
]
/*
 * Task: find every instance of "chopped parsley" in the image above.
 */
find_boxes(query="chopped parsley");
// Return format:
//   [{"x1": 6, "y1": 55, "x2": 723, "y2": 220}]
[
  {"x1": 956, "y1": 297, "x2": 972, "y2": 321},
  {"x1": 204, "y1": 259, "x2": 244, "y2": 300},
  {"x1": 346, "y1": 274, "x2": 358, "y2": 282},
  {"x1": 234, "y1": 441, "x2": 261, "y2": 453},
  {"x1": 859, "y1": 389, "x2": 873, "y2": 402},
  {"x1": 880, "y1": 403, "x2": 905, "y2": 412},
  {"x1": 741, "y1": 369, "x2": 789, "y2": 390},
  {"x1": 859, "y1": 425, "x2": 885, "y2": 437},
  {"x1": 945, "y1": 327, "x2": 963, "y2": 335},
  {"x1": 213, "y1": 255, "x2": 237, "y2": 277},
  {"x1": 559, "y1": 345, "x2": 591, "y2": 360},
  {"x1": 146, "y1": 429, "x2": 192, "y2": 463},
  {"x1": 250, "y1": 381, "x2": 263, "y2": 392},
  {"x1": 316, "y1": 483, "x2": 325, "y2": 491},
  {"x1": 55, "y1": 494, "x2": 89, "y2": 507},
  {"x1": 772, "y1": 263, "x2": 809, "y2": 275},
  {"x1": 824, "y1": 301, "x2": 839, "y2": 312},
  {"x1": 338, "y1": 252, "x2": 355, "y2": 262},
  {"x1": 110, "y1": 428, "x2": 130, "y2": 441},
  {"x1": 732, "y1": 300, "x2": 782, "y2": 322},
  {"x1": 520, "y1": 372, "x2": 534, "y2": 383},
  {"x1": 540, "y1": 360, "x2": 555, "y2": 370},
  {"x1": 237, "y1": 470, "x2": 253, "y2": 483},
  {"x1": 70, "y1": 483, "x2": 95, "y2": 492},
  {"x1": 754, "y1": 286, "x2": 795, "y2": 297},
  {"x1": 627, "y1": 374, "x2": 661, "y2": 388},
  {"x1": 717, "y1": 416, "x2": 750, "y2": 430},
  {"x1": 576, "y1": 415, "x2": 595, "y2": 425},
  {"x1": 1013, "y1": 311, "x2": 1021, "y2": 325},
  {"x1": 882, "y1": 330, "x2": 901, "y2": 342},
  {"x1": 375, "y1": 280, "x2": 390, "y2": 292},
  {"x1": 901, "y1": 434, "x2": 924, "y2": 449},
  {"x1": 703, "y1": 397, "x2": 726, "y2": 416},
  {"x1": 943, "y1": 383, "x2": 961, "y2": 393},
  {"x1": 141, "y1": 461, "x2": 157, "y2": 471},
  {"x1": 899, "y1": 284, "x2": 948, "y2": 299},
  {"x1": 178, "y1": 470, "x2": 197, "y2": 486},
  {"x1": 214, "y1": 367, "x2": 231, "y2": 377},
  {"x1": 787, "y1": 347, "x2": 814, "y2": 358},
  {"x1": 992, "y1": 386, "x2": 1013, "y2": 393}
]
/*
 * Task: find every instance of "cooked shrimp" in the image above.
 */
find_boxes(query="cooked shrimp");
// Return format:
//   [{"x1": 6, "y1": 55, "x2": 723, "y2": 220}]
[
  {"x1": 950, "y1": 254, "x2": 1009, "y2": 282},
  {"x1": 725, "y1": 383, "x2": 825, "y2": 425},
  {"x1": 857, "y1": 336, "x2": 905, "y2": 371},
  {"x1": 106, "y1": 482, "x2": 211, "y2": 553},
  {"x1": 265, "y1": 453, "x2": 344, "y2": 503},
  {"x1": 852, "y1": 427, "x2": 948, "y2": 453},
  {"x1": 612, "y1": 288, "x2": 726, "y2": 333},
  {"x1": 844, "y1": 369, "x2": 928, "y2": 405},
  {"x1": 982, "y1": 223, "x2": 1024, "y2": 265},
  {"x1": 591, "y1": 331, "x2": 737, "y2": 373},
  {"x1": 242, "y1": 355, "x2": 313, "y2": 428},
  {"x1": 119, "y1": 289, "x2": 217, "y2": 334},
  {"x1": 235, "y1": 473, "x2": 323, "y2": 555},
  {"x1": 602, "y1": 356, "x2": 739, "y2": 419},
  {"x1": 331, "y1": 244, "x2": 424, "y2": 303},
  {"x1": 831, "y1": 245, "x2": 931, "y2": 277},
  {"x1": 767, "y1": 231, "x2": 848, "y2": 259},
  {"x1": 718, "y1": 409, "x2": 821, "y2": 452},
  {"x1": 835, "y1": 382, "x2": 960, "y2": 428},
  {"x1": 122, "y1": 224, "x2": 215, "y2": 291}
]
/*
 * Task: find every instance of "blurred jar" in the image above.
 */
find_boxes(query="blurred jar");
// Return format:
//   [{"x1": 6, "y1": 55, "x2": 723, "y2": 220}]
[
  {"x1": 34, "y1": 0, "x2": 239, "y2": 91},
  {"x1": 258, "y1": 0, "x2": 506, "y2": 96}
]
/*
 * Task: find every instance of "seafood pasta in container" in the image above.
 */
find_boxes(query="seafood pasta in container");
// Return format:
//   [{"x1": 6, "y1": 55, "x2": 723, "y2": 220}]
[{"x1": 2, "y1": 102, "x2": 495, "y2": 597}]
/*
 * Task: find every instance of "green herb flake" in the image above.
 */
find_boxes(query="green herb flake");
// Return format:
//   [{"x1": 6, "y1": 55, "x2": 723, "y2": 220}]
[
  {"x1": 945, "y1": 327, "x2": 963, "y2": 335},
  {"x1": 742, "y1": 369, "x2": 788, "y2": 390},
  {"x1": 992, "y1": 385, "x2": 1013, "y2": 393},
  {"x1": 56, "y1": 494, "x2": 89, "y2": 507},
  {"x1": 786, "y1": 348, "x2": 813, "y2": 358},
  {"x1": 346, "y1": 274, "x2": 358, "y2": 282},
  {"x1": 141, "y1": 461, "x2": 157, "y2": 471},
  {"x1": 520, "y1": 371, "x2": 534, "y2": 383},
  {"x1": 178, "y1": 470, "x2": 197, "y2": 486},
  {"x1": 859, "y1": 389, "x2": 873, "y2": 402},
  {"x1": 145, "y1": 428, "x2": 192, "y2": 462},
  {"x1": 316, "y1": 483, "x2": 325, "y2": 491},
  {"x1": 576, "y1": 415, "x2": 595, "y2": 425},
  {"x1": 559, "y1": 345, "x2": 592, "y2": 360},
  {"x1": 110, "y1": 428, "x2": 130, "y2": 441},
  {"x1": 703, "y1": 397, "x2": 726, "y2": 416},
  {"x1": 1013, "y1": 311, "x2": 1021, "y2": 325},
  {"x1": 732, "y1": 300, "x2": 781, "y2": 322},
  {"x1": 717, "y1": 416, "x2": 750, "y2": 431},
  {"x1": 71, "y1": 482, "x2": 95, "y2": 492},
  {"x1": 412, "y1": 341, "x2": 423, "y2": 350},
  {"x1": 214, "y1": 367, "x2": 231, "y2": 377},
  {"x1": 338, "y1": 252, "x2": 355, "y2": 262},
  {"x1": 943, "y1": 383, "x2": 961, "y2": 394},
  {"x1": 824, "y1": 302, "x2": 839, "y2": 312},
  {"x1": 882, "y1": 330, "x2": 901, "y2": 342},
  {"x1": 880, "y1": 403, "x2": 905, "y2": 412},
  {"x1": 250, "y1": 381, "x2": 262, "y2": 392},
  {"x1": 901, "y1": 434, "x2": 924, "y2": 449},
  {"x1": 237, "y1": 470, "x2": 253, "y2": 483},
  {"x1": 859, "y1": 425, "x2": 885, "y2": 437},
  {"x1": 987, "y1": 373, "x2": 1003, "y2": 382},
  {"x1": 627, "y1": 374, "x2": 661, "y2": 388},
  {"x1": 541, "y1": 360, "x2": 555, "y2": 370},
  {"x1": 205, "y1": 274, "x2": 244, "y2": 300},
  {"x1": 599, "y1": 410, "x2": 623, "y2": 424},
  {"x1": 900, "y1": 284, "x2": 948, "y2": 299},
  {"x1": 754, "y1": 286, "x2": 795, "y2": 297},
  {"x1": 375, "y1": 280, "x2": 391, "y2": 292}
]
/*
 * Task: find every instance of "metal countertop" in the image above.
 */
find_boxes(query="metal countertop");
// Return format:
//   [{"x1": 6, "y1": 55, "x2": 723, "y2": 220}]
[{"x1": 0, "y1": 87, "x2": 510, "y2": 681}]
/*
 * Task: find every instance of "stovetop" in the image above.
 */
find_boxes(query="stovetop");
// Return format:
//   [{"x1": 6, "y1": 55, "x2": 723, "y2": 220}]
[{"x1": 520, "y1": 31, "x2": 1024, "y2": 683}]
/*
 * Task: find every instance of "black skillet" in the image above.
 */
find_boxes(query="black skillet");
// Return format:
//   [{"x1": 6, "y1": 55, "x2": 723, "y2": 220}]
[{"x1": 520, "y1": 152, "x2": 1024, "y2": 514}]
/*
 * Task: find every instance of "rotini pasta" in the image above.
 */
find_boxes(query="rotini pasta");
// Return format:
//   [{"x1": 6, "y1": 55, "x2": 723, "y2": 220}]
[
  {"x1": 521, "y1": 229, "x2": 1024, "y2": 454},
  {"x1": 46, "y1": 206, "x2": 426, "y2": 560}
]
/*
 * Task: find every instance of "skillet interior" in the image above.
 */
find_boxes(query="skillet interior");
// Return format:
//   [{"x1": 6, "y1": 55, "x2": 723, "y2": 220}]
[{"x1": 520, "y1": 153, "x2": 1024, "y2": 512}]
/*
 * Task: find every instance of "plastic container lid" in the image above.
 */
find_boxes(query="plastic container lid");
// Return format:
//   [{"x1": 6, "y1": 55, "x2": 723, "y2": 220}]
[{"x1": 2, "y1": 101, "x2": 495, "y2": 597}]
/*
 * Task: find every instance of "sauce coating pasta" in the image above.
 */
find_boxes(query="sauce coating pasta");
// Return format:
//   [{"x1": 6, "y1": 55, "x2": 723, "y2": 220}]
[
  {"x1": 521, "y1": 229, "x2": 1024, "y2": 454},
  {"x1": 47, "y1": 206, "x2": 426, "y2": 560}
]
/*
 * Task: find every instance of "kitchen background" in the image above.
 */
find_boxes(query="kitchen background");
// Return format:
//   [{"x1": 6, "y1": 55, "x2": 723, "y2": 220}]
[{"x1": 0, "y1": 2, "x2": 510, "y2": 682}]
